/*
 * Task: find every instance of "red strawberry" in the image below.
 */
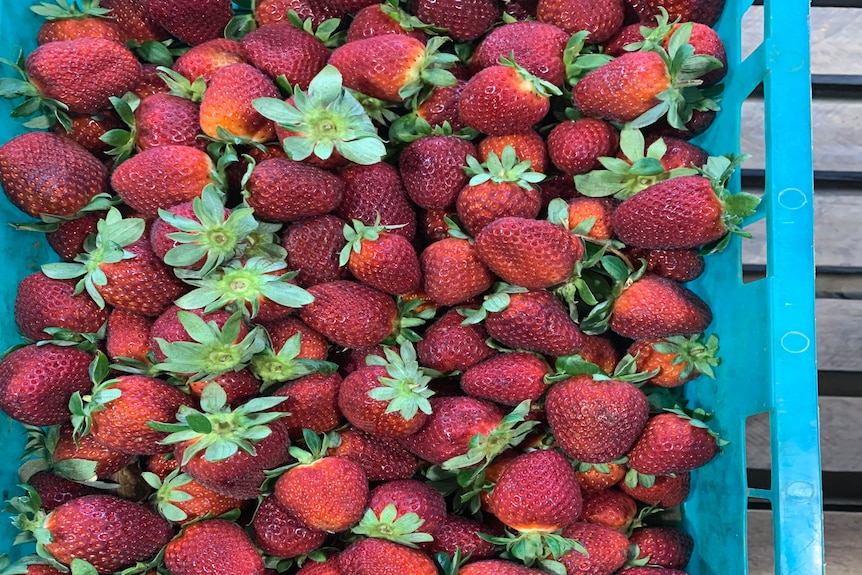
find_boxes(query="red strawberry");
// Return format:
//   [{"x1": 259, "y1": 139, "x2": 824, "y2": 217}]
[
  {"x1": 565, "y1": 196, "x2": 617, "y2": 240},
  {"x1": 546, "y1": 375, "x2": 650, "y2": 463},
  {"x1": 199, "y1": 62, "x2": 279, "y2": 143},
  {"x1": 255, "y1": 0, "x2": 345, "y2": 27},
  {"x1": 578, "y1": 488, "x2": 637, "y2": 532},
  {"x1": 0, "y1": 344, "x2": 93, "y2": 426},
  {"x1": 164, "y1": 518, "x2": 265, "y2": 575},
  {"x1": 299, "y1": 280, "x2": 398, "y2": 349},
  {"x1": 53, "y1": 110, "x2": 123, "y2": 157},
  {"x1": 27, "y1": 470, "x2": 102, "y2": 513},
  {"x1": 0, "y1": 131, "x2": 107, "y2": 219},
  {"x1": 420, "y1": 237, "x2": 494, "y2": 307},
  {"x1": 420, "y1": 513, "x2": 497, "y2": 559},
  {"x1": 609, "y1": 274, "x2": 712, "y2": 340},
  {"x1": 623, "y1": 246, "x2": 706, "y2": 283},
  {"x1": 252, "y1": 493, "x2": 328, "y2": 558},
  {"x1": 14, "y1": 272, "x2": 108, "y2": 341},
  {"x1": 625, "y1": 0, "x2": 726, "y2": 26},
  {"x1": 261, "y1": 315, "x2": 330, "y2": 360},
  {"x1": 130, "y1": 63, "x2": 170, "y2": 98},
  {"x1": 337, "y1": 538, "x2": 436, "y2": 575},
  {"x1": 576, "y1": 462, "x2": 627, "y2": 492},
  {"x1": 398, "y1": 135, "x2": 477, "y2": 210},
  {"x1": 547, "y1": 118, "x2": 620, "y2": 175},
  {"x1": 415, "y1": 307, "x2": 497, "y2": 373},
  {"x1": 52, "y1": 422, "x2": 136, "y2": 479},
  {"x1": 559, "y1": 521, "x2": 630, "y2": 574},
  {"x1": 296, "y1": 556, "x2": 344, "y2": 575},
  {"x1": 459, "y1": 561, "x2": 546, "y2": 575},
  {"x1": 329, "y1": 427, "x2": 420, "y2": 481},
  {"x1": 245, "y1": 157, "x2": 345, "y2": 222},
  {"x1": 346, "y1": 3, "x2": 431, "y2": 43},
  {"x1": 478, "y1": 130, "x2": 549, "y2": 175},
  {"x1": 45, "y1": 212, "x2": 102, "y2": 261},
  {"x1": 628, "y1": 333, "x2": 719, "y2": 388},
  {"x1": 134, "y1": 93, "x2": 206, "y2": 151},
  {"x1": 100, "y1": 0, "x2": 170, "y2": 43},
  {"x1": 146, "y1": 0, "x2": 234, "y2": 45},
  {"x1": 410, "y1": 0, "x2": 502, "y2": 41},
  {"x1": 336, "y1": 162, "x2": 417, "y2": 242},
  {"x1": 619, "y1": 471, "x2": 690, "y2": 507},
  {"x1": 240, "y1": 23, "x2": 330, "y2": 89},
  {"x1": 578, "y1": 333, "x2": 622, "y2": 375},
  {"x1": 283, "y1": 214, "x2": 352, "y2": 287},
  {"x1": 172, "y1": 38, "x2": 249, "y2": 84},
  {"x1": 414, "y1": 80, "x2": 469, "y2": 131},
  {"x1": 34, "y1": 2, "x2": 125, "y2": 45},
  {"x1": 106, "y1": 308, "x2": 154, "y2": 363},
  {"x1": 366, "y1": 478, "x2": 448, "y2": 536},
  {"x1": 461, "y1": 352, "x2": 550, "y2": 406},
  {"x1": 340, "y1": 217, "x2": 422, "y2": 295},
  {"x1": 537, "y1": 0, "x2": 625, "y2": 41},
  {"x1": 471, "y1": 21, "x2": 570, "y2": 86},
  {"x1": 626, "y1": 410, "x2": 723, "y2": 476},
  {"x1": 629, "y1": 526, "x2": 694, "y2": 569}
]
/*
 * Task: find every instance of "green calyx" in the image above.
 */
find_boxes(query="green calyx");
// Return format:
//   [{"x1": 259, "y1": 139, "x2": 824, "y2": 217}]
[
  {"x1": 463, "y1": 145, "x2": 546, "y2": 191},
  {"x1": 576, "y1": 255, "x2": 647, "y2": 336},
  {"x1": 696, "y1": 154, "x2": 761, "y2": 254},
  {"x1": 663, "y1": 405, "x2": 729, "y2": 447},
  {"x1": 351, "y1": 504, "x2": 434, "y2": 548},
  {"x1": 148, "y1": 381, "x2": 287, "y2": 465},
  {"x1": 563, "y1": 31, "x2": 614, "y2": 87},
  {"x1": 8, "y1": 485, "x2": 53, "y2": 554},
  {"x1": 365, "y1": 341, "x2": 437, "y2": 422},
  {"x1": 285, "y1": 428, "x2": 340, "y2": 466},
  {"x1": 174, "y1": 256, "x2": 315, "y2": 319},
  {"x1": 157, "y1": 66, "x2": 206, "y2": 103},
  {"x1": 575, "y1": 127, "x2": 700, "y2": 199},
  {"x1": 339, "y1": 213, "x2": 406, "y2": 267},
  {"x1": 252, "y1": 65, "x2": 387, "y2": 165},
  {"x1": 399, "y1": 36, "x2": 459, "y2": 101},
  {"x1": 159, "y1": 187, "x2": 260, "y2": 277},
  {"x1": 251, "y1": 332, "x2": 338, "y2": 391},
  {"x1": 544, "y1": 353, "x2": 658, "y2": 385},
  {"x1": 67, "y1": 352, "x2": 120, "y2": 442},
  {"x1": 458, "y1": 282, "x2": 529, "y2": 326},
  {"x1": 141, "y1": 468, "x2": 197, "y2": 523},
  {"x1": 41, "y1": 207, "x2": 145, "y2": 309},
  {"x1": 499, "y1": 53, "x2": 563, "y2": 98},
  {"x1": 153, "y1": 310, "x2": 267, "y2": 383},
  {"x1": 287, "y1": 11, "x2": 345, "y2": 48},
  {"x1": 623, "y1": 7, "x2": 678, "y2": 54},
  {"x1": 99, "y1": 93, "x2": 140, "y2": 166},
  {"x1": 479, "y1": 529, "x2": 587, "y2": 575},
  {"x1": 0, "y1": 50, "x2": 72, "y2": 132},
  {"x1": 30, "y1": 0, "x2": 111, "y2": 20},
  {"x1": 388, "y1": 295, "x2": 438, "y2": 346},
  {"x1": 650, "y1": 333, "x2": 721, "y2": 381},
  {"x1": 19, "y1": 424, "x2": 116, "y2": 488},
  {"x1": 126, "y1": 38, "x2": 186, "y2": 68}
]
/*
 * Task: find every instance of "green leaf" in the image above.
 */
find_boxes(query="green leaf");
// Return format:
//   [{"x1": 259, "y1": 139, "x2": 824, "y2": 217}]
[{"x1": 336, "y1": 137, "x2": 387, "y2": 165}]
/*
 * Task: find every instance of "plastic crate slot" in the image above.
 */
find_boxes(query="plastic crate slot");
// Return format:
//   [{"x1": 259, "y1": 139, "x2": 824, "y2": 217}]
[{"x1": 746, "y1": 411, "x2": 773, "y2": 492}]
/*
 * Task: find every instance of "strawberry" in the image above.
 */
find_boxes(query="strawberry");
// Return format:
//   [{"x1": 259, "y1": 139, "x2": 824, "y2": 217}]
[
  {"x1": 651, "y1": 136, "x2": 709, "y2": 170},
  {"x1": 10, "y1": 491, "x2": 172, "y2": 573},
  {"x1": 133, "y1": 93, "x2": 206, "y2": 151},
  {"x1": 148, "y1": 305, "x2": 256, "y2": 364},
  {"x1": 337, "y1": 537, "x2": 435, "y2": 574},
  {"x1": 625, "y1": 0, "x2": 726, "y2": 26},
  {"x1": 346, "y1": 3, "x2": 432, "y2": 43},
  {"x1": 14, "y1": 272, "x2": 108, "y2": 341},
  {"x1": 296, "y1": 557, "x2": 344, "y2": 575},
  {"x1": 252, "y1": 493, "x2": 328, "y2": 558},
  {"x1": 50, "y1": 422, "x2": 136, "y2": 479},
  {"x1": 340, "y1": 217, "x2": 422, "y2": 295},
  {"x1": 299, "y1": 280, "x2": 398, "y2": 348},
  {"x1": 274, "y1": 433, "x2": 369, "y2": 533},
  {"x1": 623, "y1": 246, "x2": 706, "y2": 282},
  {"x1": 106, "y1": 308, "x2": 155, "y2": 363},
  {"x1": 546, "y1": 375, "x2": 650, "y2": 463},
  {"x1": 409, "y1": 0, "x2": 502, "y2": 41},
  {"x1": 460, "y1": 352, "x2": 550, "y2": 406},
  {"x1": 53, "y1": 110, "x2": 124, "y2": 157},
  {"x1": 415, "y1": 307, "x2": 497, "y2": 373},
  {"x1": 578, "y1": 487, "x2": 637, "y2": 532},
  {"x1": 565, "y1": 196, "x2": 617, "y2": 240},
  {"x1": 558, "y1": 521, "x2": 630, "y2": 575},
  {"x1": 32, "y1": 0, "x2": 124, "y2": 45},
  {"x1": 42, "y1": 212, "x2": 101, "y2": 261},
  {"x1": 328, "y1": 35, "x2": 458, "y2": 102},
  {"x1": 255, "y1": 0, "x2": 345, "y2": 27},
  {"x1": 329, "y1": 427, "x2": 420, "y2": 481},
  {"x1": 412, "y1": 79, "x2": 469, "y2": 131},
  {"x1": 609, "y1": 274, "x2": 712, "y2": 340},
  {"x1": 100, "y1": 0, "x2": 170, "y2": 43},
  {"x1": 456, "y1": 147, "x2": 544, "y2": 236},
  {"x1": 536, "y1": 0, "x2": 625, "y2": 42},
  {"x1": 146, "y1": 0, "x2": 234, "y2": 46},
  {"x1": 626, "y1": 409, "x2": 724, "y2": 477},
  {"x1": 284, "y1": 214, "x2": 351, "y2": 287},
  {"x1": 399, "y1": 135, "x2": 477, "y2": 210},
  {"x1": 110, "y1": 145, "x2": 215, "y2": 217},
  {"x1": 628, "y1": 333, "x2": 719, "y2": 387},
  {"x1": 365, "y1": 478, "x2": 447, "y2": 536},
  {"x1": 245, "y1": 157, "x2": 345, "y2": 222},
  {"x1": 547, "y1": 118, "x2": 619, "y2": 176},
  {"x1": 622, "y1": 568, "x2": 689, "y2": 575},
  {"x1": 421, "y1": 513, "x2": 497, "y2": 559},
  {"x1": 26, "y1": 470, "x2": 101, "y2": 512},
  {"x1": 0, "y1": 131, "x2": 108, "y2": 219},
  {"x1": 0, "y1": 344, "x2": 93, "y2": 426},
  {"x1": 172, "y1": 38, "x2": 249, "y2": 84},
  {"x1": 576, "y1": 462, "x2": 627, "y2": 492},
  {"x1": 459, "y1": 561, "x2": 546, "y2": 575},
  {"x1": 619, "y1": 470, "x2": 690, "y2": 507},
  {"x1": 420, "y1": 237, "x2": 494, "y2": 306},
  {"x1": 261, "y1": 315, "x2": 330, "y2": 361},
  {"x1": 199, "y1": 62, "x2": 279, "y2": 143},
  {"x1": 577, "y1": 333, "x2": 622, "y2": 375},
  {"x1": 471, "y1": 21, "x2": 570, "y2": 86},
  {"x1": 240, "y1": 23, "x2": 330, "y2": 90},
  {"x1": 336, "y1": 162, "x2": 417, "y2": 242},
  {"x1": 458, "y1": 58, "x2": 561, "y2": 136},
  {"x1": 164, "y1": 518, "x2": 265, "y2": 575},
  {"x1": 338, "y1": 343, "x2": 435, "y2": 438},
  {"x1": 130, "y1": 63, "x2": 171, "y2": 99},
  {"x1": 478, "y1": 130, "x2": 549, "y2": 175},
  {"x1": 629, "y1": 525, "x2": 694, "y2": 569}
]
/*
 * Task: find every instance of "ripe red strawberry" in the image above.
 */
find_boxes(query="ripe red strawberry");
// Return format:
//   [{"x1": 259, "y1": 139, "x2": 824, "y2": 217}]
[
  {"x1": 134, "y1": 93, "x2": 206, "y2": 151},
  {"x1": 283, "y1": 214, "x2": 351, "y2": 287},
  {"x1": 199, "y1": 62, "x2": 279, "y2": 142},
  {"x1": 413, "y1": 80, "x2": 469, "y2": 131},
  {"x1": 106, "y1": 308, "x2": 154, "y2": 363},
  {"x1": 626, "y1": 410, "x2": 723, "y2": 476},
  {"x1": 415, "y1": 307, "x2": 497, "y2": 373},
  {"x1": 336, "y1": 162, "x2": 417, "y2": 242},
  {"x1": 420, "y1": 237, "x2": 494, "y2": 307},
  {"x1": 420, "y1": 513, "x2": 497, "y2": 559},
  {"x1": 623, "y1": 246, "x2": 706, "y2": 283},
  {"x1": 565, "y1": 196, "x2": 617, "y2": 240},
  {"x1": 26, "y1": 471, "x2": 101, "y2": 512},
  {"x1": 458, "y1": 59, "x2": 560, "y2": 136},
  {"x1": 0, "y1": 344, "x2": 92, "y2": 426},
  {"x1": 241, "y1": 23, "x2": 330, "y2": 89},
  {"x1": 300, "y1": 280, "x2": 398, "y2": 349},
  {"x1": 537, "y1": 0, "x2": 625, "y2": 41},
  {"x1": 25, "y1": 37, "x2": 141, "y2": 114},
  {"x1": 296, "y1": 556, "x2": 344, "y2": 575},
  {"x1": 622, "y1": 568, "x2": 689, "y2": 575},
  {"x1": 252, "y1": 493, "x2": 328, "y2": 559},
  {"x1": 399, "y1": 395, "x2": 504, "y2": 465},
  {"x1": 337, "y1": 537, "x2": 436, "y2": 575},
  {"x1": 619, "y1": 470, "x2": 691, "y2": 507},
  {"x1": 172, "y1": 38, "x2": 249, "y2": 83},
  {"x1": 461, "y1": 352, "x2": 550, "y2": 406},
  {"x1": 578, "y1": 487, "x2": 637, "y2": 532},
  {"x1": 399, "y1": 135, "x2": 477, "y2": 210},
  {"x1": 52, "y1": 422, "x2": 136, "y2": 479},
  {"x1": 14, "y1": 272, "x2": 108, "y2": 340},
  {"x1": 625, "y1": 0, "x2": 726, "y2": 26},
  {"x1": 164, "y1": 518, "x2": 265, "y2": 575},
  {"x1": 609, "y1": 274, "x2": 712, "y2": 340},
  {"x1": 482, "y1": 289, "x2": 586, "y2": 357},
  {"x1": 146, "y1": 0, "x2": 234, "y2": 45},
  {"x1": 366, "y1": 478, "x2": 448, "y2": 536},
  {"x1": 559, "y1": 521, "x2": 630, "y2": 574},
  {"x1": 261, "y1": 315, "x2": 330, "y2": 360},
  {"x1": 459, "y1": 561, "x2": 546, "y2": 575},
  {"x1": 130, "y1": 63, "x2": 170, "y2": 99},
  {"x1": 0, "y1": 131, "x2": 107, "y2": 219},
  {"x1": 629, "y1": 525, "x2": 695, "y2": 569},
  {"x1": 576, "y1": 462, "x2": 627, "y2": 492},
  {"x1": 628, "y1": 333, "x2": 719, "y2": 387},
  {"x1": 34, "y1": 1, "x2": 125, "y2": 45},
  {"x1": 110, "y1": 145, "x2": 214, "y2": 217},
  {"x1": 100, "y1": 0, "x2": 170, "y2": 43},
  {"x1": 52, "y1": 109, "x2": 123, "y2": 158},
  {"x1": 255, "y1": 0, "x2": 345, "y2": 27},
  {"x1": 548, "y1": 118, "x2": 619, "y2": 175},
  {"x1": 471, "y1": 21, "x2": 569, "y2": 86},
  {"x1": 410, "y1": 0, "x2": 502, "y2": 41},
  {"x1": 12, "y1": 493, "x2": 172, "y2": 573},
  {"x1": 43, "y1": 212, "x2": 101, "y2": 261},
  {"x1": 546, "y1": 375, "x2": 650, "y2": 463},
  {"x1": 346, "y1": 3, "x2": 431, "y2": 43},
  {"x1": 340, "y1": 218, "x2": 422, "y2": 295},
  {"x1": 245, "y1": 157, "x2": 345, "y2": 222},
  {"x1": 651, "y1": 136, "x2": 710, "y2": 170},
  {"x1": 578, "y1": 333, "x2": 622, "y2": 375},
  {"x1": 329, "y1": 427, "x2": 420, "y2": 481},
  {"x1": 478, "y1": 130, "x2": 549, "y2": 175}
]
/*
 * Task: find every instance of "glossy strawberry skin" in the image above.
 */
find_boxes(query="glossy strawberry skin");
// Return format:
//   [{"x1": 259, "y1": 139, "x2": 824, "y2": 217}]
[
  {"x1": 410, "y1": 0, "x2": 502, "y2": 41},
  {"x1": 478, "y1": 130, "x2": 549, "y2": 175},
  {"x1": 347, "y1": 4, "x2": 428, "y2": 43},
  {"x1": 348, "y1": 231, "x2": 422, "y2": 296},
  {"x1": 336, "y1": 162, "x2": 417, "y2": 242},
  {"x1": 299, "y1": 281, "x2": 398, "y2": 349},
  {"x1": 610, "y1": 274, "x2": 712, "y2": 340},
  {"x1": 14, "y1": 272, "x2": 108, "y2": 341},
  {"x1": 328, "y1": 35, "x2": 426, "y2": 102},
  {"x1": 245, "y1": 157, "x2": 345, "y2": 222},
  {"x1": 471, "y1": 21, "x2": 569, "y2": 86},
  {"x1": 399, "y1": 135, "x2": 477, "y2": 210},
  {"x1": 368, "y1": 479, "x2": 448, "y2": 535},
  {"x1": 240, "y1": 23, "x2": 330, "y2": 89},
  {"x1": 329, "y1": 427, "x2": 419, "y2": 482},
  {"x1": 338, "y1": 365, "x2": 429, "y2": 438},
  {"x1": 338, "y1": 538, "x2": 436, "y2": 575},
  {"x1": 255, "y1": 0, "x2": 346, "y2": 27},
  {"x1": 37, "y1": 17, "x2": 125, "y2": 45},
  {"x1": 420, "y1": 238, "x2": 494, "y2": 307},
  {"x1": 0, "y1": 132, "x2": 107, "y2": 219},
  {"x1": 53, "y1": 111, "x2": 124, "y2": 157},
  {"x1": 252, "y1": 494, "x2": 328, "y2": 558},
  {"x1": 457, "y1": 181, "x2": 542, "y2": 237},
  {"x1": 147, "y1": 0, "x2": 235, "y2": 45},
  {"x1": 28, "y1": 471, "x2": 101, "y2": 512},
  {"x1": 459, "y1": 561, "x2": 546, "y2": 575},
  {"x1": 53, "y1": 423, "x2": 136, "y2": 479},
  {"x1": 106, "y1": 308, "x2": 154, "y2": 363},
  {"x1": 164, "y1": 518, "x2": 265, "y2": 575},
  {"x1": 627, "y1": 412, "x2": 719, "y2": 475},
  {"x1": 559, "y1": 521, "x2": 630, "y2": 574},
  {"x1": 567, "y1": 196, "x2": 617, "y2": 240},
  {"x1": 629, "y1": 526, "x2": 695, "y2": 569},
  {"x1": 627, "y1": 338, "x2": 699, "y2": 387},
  {"x1": 623, "y1": 246, "x2": 706, "y2": 283},
  {"x1": 578, "y1": 488, "x2": 637, "y2": 532},
  {"x1": 415, "y1": 307, "x2": 497, "y2": 373},
  {"x1": 537, "y1": 0, "x2": 625, "y2": 41},
  {"x1": 458, "y1": 65, "x2": 552, "y2": 136},
  {"x1": 0, "y1": 344, "x2": 92, "y2": 426},
  {"x1": 100, "y1": 0, "x2": 170, "y2": 43},
  {"x1": 199, "y1": 62, "x2": 279, "y2": 142},
  {"x1": 420, "y1": 514, "x2": 497, "y2": 560},
  {"x1": 461, "y1": 352, "x2": 550, "y2": 406},
  {"x1": 548, "y1": 117, "x2": 619, "y2": 175},
  {"x1": 173, "y1": 38, "x2": 248, "y2": 83},
  {"x1": 625, "y1": 0, "x2": 727, "y2": 26},
  {"x1": 619, "y1": 470, "x2": 691, "y2": 507},
  {"x1": 283, "y1": 215, "x2": 351, "y2": 287},
  {"x1": 135, "y1": 94, "x2": 206, "y2": 151}
]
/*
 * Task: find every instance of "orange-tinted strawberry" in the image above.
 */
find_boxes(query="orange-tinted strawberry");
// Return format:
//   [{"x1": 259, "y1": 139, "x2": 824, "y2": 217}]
[
  {"x1": 346, "y1": 3, "x2": 431, "y2": 43},
  {"x1": 578, "y1": 487, "x2": 637, "y2": 532},
  {"x1": 619, "y1": 470, "x2": 690, "y2": 507},
  {"x1": 459, "y1": 561, "x2": 546, "y2": 575},
  {"x1": 110, "y1": 145, "x2": 214, "y2": 217},
  {"x1": 0, "y1": 344, "x2": 92, "y2": 426},
  {"x1": 537, "y1": 0, "x2": 625, "y2": 41},
  {"x1": 546, "y1": 375, "x2": 650, "y2": 463},
  {"x1": 271, "y1": 372, "x2": 344, "y2": 438},
  {"x1": 283, "y1": 214, "x2": 351, "y2": 287},
  {"x1": 565, "y1": 196, "x2": 617, "y2": 240},
  {"x1": 300, "y1": 281, "x2": 398, "y2": 349},
  {"x1": 629, "y1": 526, "x2": 694, "y2": 569},
  {"x1": 199, "y1": 62, "x2": 279, "y2": 143},
  {"x1": 245, "y1": 157, "x2": 345, "y2": 222},
  {"x1": 410, "y1": 0, "x2": 502, "y2": 41},
  {"x1": 146, "y1": 0, "x2": 234, "y2": 45},
  {"x1": 14, "y1": 272, "x2": 108, "y2": 341},
  {"x1": 559, "y1": 521, "x2": 630, "y2": 574},
  {"x1": 461, "y1": 352, "x2": 550, "y2": 407},
  {"x1": 329, "y1": 427, "x2": 420, "y2": 481},
  {"x1": 478, "y1": 131, "x2": 549, "y2": 175},
  {"x1": 420, "y1": 513, "x2": 497, "y2": 559},
  {"x1": 0, "y1": 131, "x2": 107, "y2": 219},
  {"x1": 135, "y1": 93, "x2": 206, "y2": 151},
  {"x1": 255, "y1": 0, "x2": 345, "y2": 27},
  {"x1": 340, "y1": 218, "x2": 422, "y2": 295},
  {"x1": 336, "y1": 162, "x2": 417, "y2": 242},
  {"x1": 399, "y1": 135, "x2": 476, "y2": 210},
  {"x1": 415, "y1": 307, "x2": 497, "y2": 373},
  {"x1": 252, "y1": 493, "x2": 328, "y2": 559},
  {"x1": 577, "y1": 333, "x2": 622, "y2": 375},
  {"x1": 172, "y1": 38, "x2": 249, "y2": 84},
  {"x1": 475, "y1": 217, "x2": 583, "y2": 290},
  {"x1": 35, "y1": 3, "x2": 125, "y2": 45},
  {"x1": 164, "y1": 518, "x2": 265, "y2": 575},
  {"x1": 628, "y1": 333, "x2": 719, "y2": 387},
  {"x1": 296, "y1": 557, "x2": 344, "y2": 575},
  {"x1": 625, "y1": 0, "x2": 726, "y2": 26},
  {"x1": 27, "y1": 471, "x2": 101, "y2": 512},
  {"x1": 547, "y1": 118, "x2": 619, "y2": 175},
  {"x1": 609, "y1": 274, "x2": 712, "y2": 340},
  {"x1": 623, "y1": 246, "x2": 706, "y2": 283},
  {"x1": 25, "y1": 37, "x2": 141, "y2": 114},
  {"x1": 626, "y1": 410, "x2": 723, "y2": 476},
  {"x1": 100, "y1": 0, "x2": 170, "y2": 43},
  {"x1": 471, "y1": 21, "x2": 569, "y2": 86},
  {"x1": 241, "y1": 23, "x2": 330, "y2": 89},
  {"x1": 420, "y1": 238, "x2": 494, "y2": 306}
]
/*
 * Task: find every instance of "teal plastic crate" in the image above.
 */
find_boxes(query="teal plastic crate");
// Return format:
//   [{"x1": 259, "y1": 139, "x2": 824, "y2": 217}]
[{"x1": 0, "y1": 0, "x2": 823, "y2": 573}]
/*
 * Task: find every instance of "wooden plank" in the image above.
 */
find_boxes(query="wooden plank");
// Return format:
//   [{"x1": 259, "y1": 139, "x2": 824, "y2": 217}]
[
  {"x1": 747, "y1": 509, "x2": 857, "y2": 575},
  {"x1": 746, "y1": 396, "x2": 862, "y2": 472},
  {"x1": 813, "y1": 299, "x2": 862, "y2": 373}
]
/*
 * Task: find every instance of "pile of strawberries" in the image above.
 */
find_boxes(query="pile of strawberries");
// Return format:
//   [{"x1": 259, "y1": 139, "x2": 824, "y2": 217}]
[{"x1": 0, "y1": 0, "x2": 759, "y2": 574}]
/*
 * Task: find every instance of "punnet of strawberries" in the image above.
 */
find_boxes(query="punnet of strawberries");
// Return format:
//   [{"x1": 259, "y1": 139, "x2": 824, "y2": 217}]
[{"x1": 0, "y1": 0, "x2": 760, "y2": 573}]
